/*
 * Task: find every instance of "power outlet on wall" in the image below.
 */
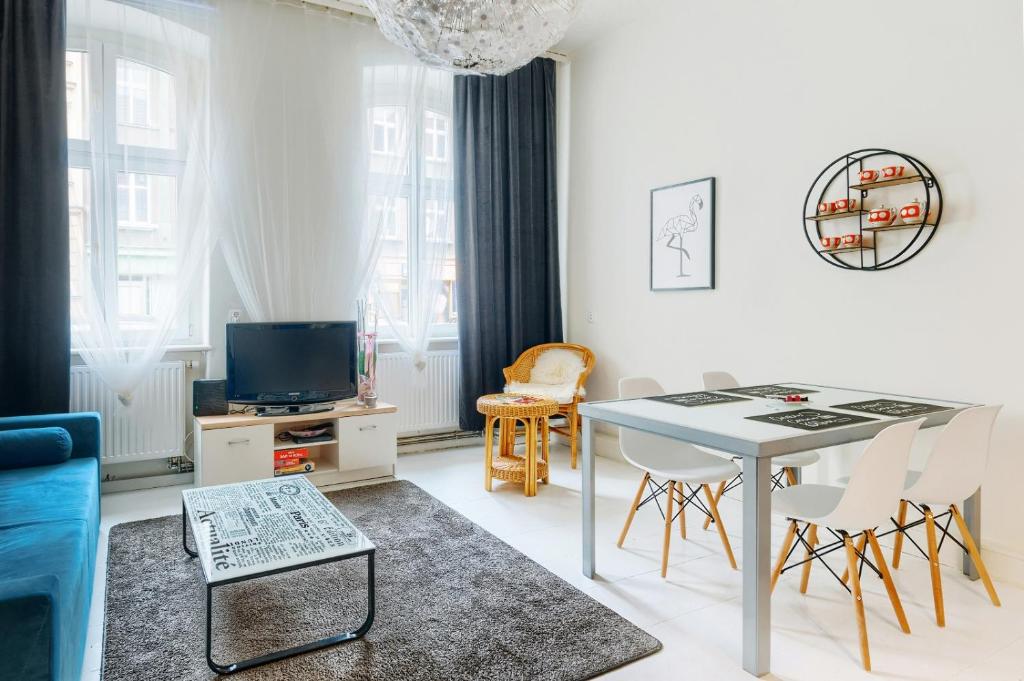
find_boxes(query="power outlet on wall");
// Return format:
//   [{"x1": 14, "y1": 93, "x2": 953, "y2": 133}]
[
  {"x1": 586, "y1": 311, "x2": 595, "y2": 324},
  {"x1": 229, "y1": 309, "x2": 242, "y2": 324}
]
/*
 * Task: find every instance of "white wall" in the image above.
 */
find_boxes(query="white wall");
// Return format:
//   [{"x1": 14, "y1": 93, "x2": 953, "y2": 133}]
[{"x1": 566, "y1": 0, "x2": 1024, "y2": 580}]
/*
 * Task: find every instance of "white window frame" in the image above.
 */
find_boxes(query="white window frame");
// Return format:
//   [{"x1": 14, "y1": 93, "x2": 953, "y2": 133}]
[
  {"x1": 367, "y1": 101, "x2": 457, "y2": 341},
  {"x1": 67, "y1": 32, "x2": 204, "y2": 346}
]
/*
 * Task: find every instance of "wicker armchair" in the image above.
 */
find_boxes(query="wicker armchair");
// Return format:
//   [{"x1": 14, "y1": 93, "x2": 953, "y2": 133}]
[{"x1": 503, "y1": 342, "x2": 596, "y2": 469}]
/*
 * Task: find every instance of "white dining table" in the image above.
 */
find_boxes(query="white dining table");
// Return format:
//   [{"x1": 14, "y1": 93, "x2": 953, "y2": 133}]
[{"x1": 577, "y1": 382, "x2": 979, "y2": 677}]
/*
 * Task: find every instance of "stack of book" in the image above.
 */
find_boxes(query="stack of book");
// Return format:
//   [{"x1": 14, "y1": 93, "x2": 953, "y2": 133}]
[{"x1": 274, "y1": 447, "x2": 316, "y2": 477}]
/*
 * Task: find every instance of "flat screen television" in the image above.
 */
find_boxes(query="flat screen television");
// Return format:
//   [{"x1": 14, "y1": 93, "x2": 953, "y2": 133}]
[{"x1": 226, "y1": 322, "x2": 357, "y2": 405}]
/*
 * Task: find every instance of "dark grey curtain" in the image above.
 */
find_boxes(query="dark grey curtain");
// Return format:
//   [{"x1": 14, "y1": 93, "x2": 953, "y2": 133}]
[
  {"x1": 454, "y1": 58, "x2": 562, "y2": 431},
  {"x1": 0, "y1": 0, "x2": 70, "y2": 416}
]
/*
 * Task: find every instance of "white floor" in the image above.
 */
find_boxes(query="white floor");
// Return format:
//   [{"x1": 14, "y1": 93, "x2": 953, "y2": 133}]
[{"x1": 84, "y1": 443, "x2": 1024, "y2": 681}]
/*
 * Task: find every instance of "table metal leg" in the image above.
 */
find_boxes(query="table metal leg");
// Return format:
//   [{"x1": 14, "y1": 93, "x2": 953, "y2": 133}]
[
  {"x1": 182, "y1": 501, "x2": 197, "y2": 558},
  {"x1": 742, "y1": 456, "x2": 771, "y2": 676},
  {"x1": 962, "y1": 489, "x2": 981, "y2": 580},
  {"x1": 582, "y1": 416, "x2": 596, "y2": 578},
  {"x1": 206, "y1": 552, "x2": 376, "y2": 675}
]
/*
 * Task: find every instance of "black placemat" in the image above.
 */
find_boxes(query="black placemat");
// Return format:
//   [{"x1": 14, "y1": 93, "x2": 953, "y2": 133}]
[
  {"x1": 746, "y1": 408, "x2": 877, "y2": 431},
  {"x1": 719, "y1": 384, "x2": 819, "y2": 398},
  {"x1": 831, "y1": 399, "x2": 951, "y2": 418},
  {"x1": 646, "y1": 391, "x2": 752, "y2": 408}
]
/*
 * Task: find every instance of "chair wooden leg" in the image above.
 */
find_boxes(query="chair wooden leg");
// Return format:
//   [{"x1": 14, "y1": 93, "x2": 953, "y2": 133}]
[
  {"x1": 677, "y1": 485, "x2": 687, "y2": 539},
  {"x1": 662, "y1": 481, "x2": 675, "y2": 578},
  {"x1": 784, "y1": 467, "x2": 798, "y2": 486},
  {"x1": 841, "y1": 533, "x2": 868, "y2": 585},
  {"x1": 892, "y1": 499, "x2": 909, "y2": 569},
  {"x1": 569, "y1": 408, "x2": 579, "y2": 470},
  {"x1": 799, "y1": 523, "x2": 818, "y2": 594},
  {"x1": 951, "y1": 504, "x2": 1001, "y2": 607},
  {"x1": 772, "y1": 520, "x2": 798, "y2": 592},
  {"x1": 703, "y1": 483, "x2": 737, "y2": 569},
  {"x1": 617, "y1": 473, "x2": 650, "y2": 548},
  {"x1": 484, "y1": 415, "x2": 495, "y2": 492},
  {"x1": 844, "y1": 534, "x2": 872, "y2": 672},
  {"x1": 702, "y1": 480, "x2": 726, "y2": 531},
  {"x1": 867, "y1": 530, "x2": 911, "y2": 634},
  {"x1": 924, "y1": 506, "x2": 945, "y2": 627}
]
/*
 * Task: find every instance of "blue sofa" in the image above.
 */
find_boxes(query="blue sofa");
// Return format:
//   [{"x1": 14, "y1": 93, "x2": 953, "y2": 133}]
[{"x1": 0, "y1": 413, "x2": 101, "y2": 681}]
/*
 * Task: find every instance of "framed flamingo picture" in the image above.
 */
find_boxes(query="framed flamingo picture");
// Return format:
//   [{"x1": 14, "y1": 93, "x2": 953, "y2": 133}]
[{"x1": 650, "y1": 176, "x2": 715, "y2": 291}]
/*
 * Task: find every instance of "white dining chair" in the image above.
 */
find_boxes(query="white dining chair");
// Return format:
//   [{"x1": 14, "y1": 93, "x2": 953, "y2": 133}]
[
  {"x1": 770, "y1": 418, "x2": 924, "y2": 672},
  {"x1": 699, "y1": 371, "x2": 821, "y2": 530},
  {"x1": 616, "y1": 377, "x2": 741, "y2": 577},
  {"x1": 887, "y1": 405, "x2": 1002, "y2": 627}
]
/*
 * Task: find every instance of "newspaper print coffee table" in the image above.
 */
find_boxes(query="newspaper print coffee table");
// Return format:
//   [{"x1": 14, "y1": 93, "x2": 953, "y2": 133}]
[{"x1": 182, "y1": 477, "x2": 375, "y2": 674}]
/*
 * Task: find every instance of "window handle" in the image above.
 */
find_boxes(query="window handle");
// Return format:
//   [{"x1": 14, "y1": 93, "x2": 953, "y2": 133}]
[{"x1": 228, "y1": 438, "x2": 250, "y2": 445}]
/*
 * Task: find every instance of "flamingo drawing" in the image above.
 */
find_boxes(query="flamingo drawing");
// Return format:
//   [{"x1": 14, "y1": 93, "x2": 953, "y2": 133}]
[{"x1": 657, "y1": 194, "x2": 703, "y2": 277}]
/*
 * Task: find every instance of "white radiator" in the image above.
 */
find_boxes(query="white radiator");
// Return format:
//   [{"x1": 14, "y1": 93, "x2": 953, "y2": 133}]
[
  {"x1": 70, "y1": 361, "x2": 186, "y2": 463},
  {"x1": 375, "y1": 350, "x2": 460, "y2": 435}
]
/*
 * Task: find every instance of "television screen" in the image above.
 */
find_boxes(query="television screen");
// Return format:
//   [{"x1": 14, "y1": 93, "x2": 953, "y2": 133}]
[{"x1": 226, "y1": 322, "x2": 357, "y2": 404}]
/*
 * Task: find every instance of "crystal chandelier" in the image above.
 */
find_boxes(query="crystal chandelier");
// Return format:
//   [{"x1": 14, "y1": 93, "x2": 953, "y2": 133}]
[{"x1": 364, "y1": 0, "x2": 579, "y2": 76}]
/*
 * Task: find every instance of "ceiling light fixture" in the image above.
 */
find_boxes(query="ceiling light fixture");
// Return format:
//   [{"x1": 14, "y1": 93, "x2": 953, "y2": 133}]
[{"x1": 364, "y1": 0, "x2": 579, "y2": 76}]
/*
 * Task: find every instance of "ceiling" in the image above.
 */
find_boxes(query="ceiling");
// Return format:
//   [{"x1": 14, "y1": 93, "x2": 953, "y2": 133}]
[
  {"x1": 555, "y1": 0, "x2": 660, "y2": 54},
  {"x1": 321, "y1": 0, "x2": 657, "y2": 58}
]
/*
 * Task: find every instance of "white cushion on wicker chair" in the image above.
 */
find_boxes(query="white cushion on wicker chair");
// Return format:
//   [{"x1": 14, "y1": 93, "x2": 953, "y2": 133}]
[
  {"x1": 505, "y1": 381, "x2": 579, "y2": 404},
  {"x1": 530, "y1": 348, "x2": 586, "y2": 386},
  {"x1": 505, "y1": 348, "x2": 586, "y2": 405}
]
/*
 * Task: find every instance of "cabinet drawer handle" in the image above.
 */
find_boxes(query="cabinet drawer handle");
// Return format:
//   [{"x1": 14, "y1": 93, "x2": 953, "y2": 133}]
[
  {"x1": 228, "y1": 438, "x2": 250, "y2": 445},
  {"x1": 359, "y1": 425, "x2": 377, "y2": 432}
]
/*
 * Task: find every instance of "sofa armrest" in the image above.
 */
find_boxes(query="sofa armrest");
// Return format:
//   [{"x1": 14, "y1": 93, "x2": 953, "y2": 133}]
[
  {"x1": 0, "y1": 583, "x2": 55, "y2": 681},
  {"x1": 0, "y1": 413, "x2": 101, "y2": 462}
]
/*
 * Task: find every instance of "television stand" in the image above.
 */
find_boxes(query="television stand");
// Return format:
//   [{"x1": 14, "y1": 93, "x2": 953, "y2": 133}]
[
  {"x1": 255, "y1": 402, "x2": 335, "y2": 417},
  {"x1": 194, "y1": 402, "x2": 398, "y2": 489}
]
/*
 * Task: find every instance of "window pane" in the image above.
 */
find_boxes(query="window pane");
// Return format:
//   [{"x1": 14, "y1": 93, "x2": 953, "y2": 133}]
[
  {"x1": 66, "y1": 51, "x2": 89, "y2": 140},
  {"x1": 424, "y1": 200, "x2": 457, "y2": 326},
  {"x1": 368, "y1": 106, "x2": 409, "y2": 175},
  {"x1": 424, "y1": 111, "x2": 449, "y2": 163},
  {"x1": 115, "y1": 172, "x2": 178, "y2": 327},
  {"x1": 424, "y1": 111, "x2": 450, "y2": 179},
  {"x1": 369, "y1": 195, "x2": 410, "y2": 328},
  {"x1": 115, "y1": 58, "x2": 176, "y2": 149},
  {"x1": 68, "y1": 167, "x2": 92, "y2": 321}
]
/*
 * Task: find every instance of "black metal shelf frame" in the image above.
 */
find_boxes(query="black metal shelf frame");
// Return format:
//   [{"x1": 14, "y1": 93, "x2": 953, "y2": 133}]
[{"x1": 802, "y1": 148, "x2": 943, "y2": 271}]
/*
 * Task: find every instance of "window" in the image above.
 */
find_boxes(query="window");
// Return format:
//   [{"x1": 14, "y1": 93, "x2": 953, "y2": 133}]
[
  {"x1": 66, "y1": 51, "x2": 89, "y2": 140},
  {"x1": 117, "y1": 59, "x2": 151, "y2": 127},
  {"x1": 370, "y1": 107, "x2": 402, "y2": 156},
  {"x1": 117, "y1": 172, "x2": 150, "y2": 226},
  {"x1": 367, "y1": 98, "x2": 457, "y2": 337},
  {"x1": 424, "y1": 110, "x2": 448, "y2": 162},
  {"x1": 66, "y1": 41, "x2": 197, "y2": 344}
]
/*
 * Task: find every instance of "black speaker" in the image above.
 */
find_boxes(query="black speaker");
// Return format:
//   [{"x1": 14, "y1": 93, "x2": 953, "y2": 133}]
[{"x1": 193, "y1": 379, "x2": 228, "y2": 417}]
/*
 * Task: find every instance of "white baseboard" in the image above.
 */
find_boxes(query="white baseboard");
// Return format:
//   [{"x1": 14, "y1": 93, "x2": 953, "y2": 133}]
[{"x1": 983, "y1": 542, "x2": 1024, "y2": 587}]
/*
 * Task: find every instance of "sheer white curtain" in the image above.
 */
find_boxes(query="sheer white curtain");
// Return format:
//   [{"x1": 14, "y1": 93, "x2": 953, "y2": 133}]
[
  {"x1": 67, "y1": 0, "x2": 214, "y2": 406},
  {"x1": 211, "y1": 0, "x2": 454, "y2": 368},
  {"x1": 363, "y1": 65, "x2": 454, "y2": 369}
]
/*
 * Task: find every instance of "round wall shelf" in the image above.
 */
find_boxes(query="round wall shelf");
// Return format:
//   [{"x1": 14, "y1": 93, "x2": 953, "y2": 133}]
[{"x1": 803, "y1": 148, "x2": 942, "y2": 271}]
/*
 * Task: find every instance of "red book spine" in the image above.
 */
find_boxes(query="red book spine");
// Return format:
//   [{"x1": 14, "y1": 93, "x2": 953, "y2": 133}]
[{"x1": 274, "y1": 447, "x2": 309, "y2": 462}]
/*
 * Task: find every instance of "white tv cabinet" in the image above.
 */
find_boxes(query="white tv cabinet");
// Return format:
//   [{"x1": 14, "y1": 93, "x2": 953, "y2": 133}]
[{"x1": 194, "y1": 401, "x2": 398, "y2": 488}]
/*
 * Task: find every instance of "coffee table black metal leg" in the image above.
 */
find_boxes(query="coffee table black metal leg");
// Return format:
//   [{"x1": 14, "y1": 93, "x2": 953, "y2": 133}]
[
  {"x1": 182, "y1": 501, "x2": 198, "y2": 558},
  {"x1": 206, "y1": 551, "x2": 376, "y2": 675}
]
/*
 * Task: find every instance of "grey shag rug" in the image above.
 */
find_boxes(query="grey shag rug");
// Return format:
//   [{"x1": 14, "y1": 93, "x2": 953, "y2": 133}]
[{"x1": 102, "y1": 480, "x2": 661, "y2": 680}]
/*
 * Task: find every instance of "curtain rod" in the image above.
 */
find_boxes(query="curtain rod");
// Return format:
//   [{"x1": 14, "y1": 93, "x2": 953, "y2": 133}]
[{"x1": 297, "y1": 0, "x2": 571, "y2": 63}]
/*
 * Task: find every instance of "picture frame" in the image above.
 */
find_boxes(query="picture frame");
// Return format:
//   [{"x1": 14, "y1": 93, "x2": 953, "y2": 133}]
[{"x1": 650, "y1": 176, "x2": 715, "y2": 291}]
